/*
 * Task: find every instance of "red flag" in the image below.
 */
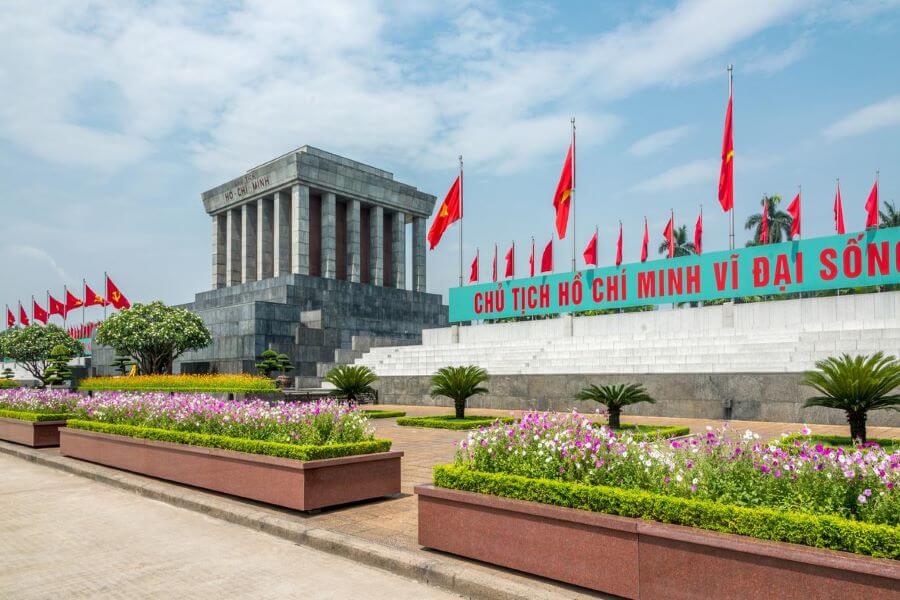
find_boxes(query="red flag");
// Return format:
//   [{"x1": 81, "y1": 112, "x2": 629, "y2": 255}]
[
  {"x1": 787, "y1": 192, "x2": 801, "y2": 239},
  {"x1": 468, "y1": 251, "x2": 479, "y2": 284},
  {"x1": 582, "y1": 230, "x2": 598, "y2": 267},
  {"x1": 865, "y1": 179, "x2": 879, "y2": 228},
  {"x1": 834, "y1": 181, "x2": 846, "y2": 234},
  {"x1": 640, "y1": 218, "x2": 649, "y2": 262},
  {"x1": 107, "y1": 276, "x2": 131, "y2": 310},
  {"x1": 33, "y1": 299, "x2": 49, "y2": 324},
  {"x1": 6, "y1": 306, "x2": 14, "y2": 328},
  {"x1": 759, "y1": 199, "x2": 769, "y2": 244},
  {"x1": 48, "y1": 294, "x2": 65, "y2": 317},
  {"x1": 552, "y1": 143, "x2": 574, "y2": 239},
  {"x1": 663, "y1": 214, "x2": 675, "y2": 258},
  {"x1": 65, "y1": 290, "x2": 83, "y2": 315},
  {"x1": 504, "y1": 244, "x2": 515, "y2": 278},
  {"x1": 615, "y1": 224, "x2": 623, "y2": 267},
  {"x1": 427, "y1": 175, "x2": 462, "y2": 249},
  {"x1": 491, "y1": 246, "x2": 498, "y2": 282},
  {"x1": 540, "y1": 239, "x2": 553, "y2": 273},
  {"x1": 694, "y1": 211, "x2": 703, "y2": 255},
  {"x1": 528, "y1": 240, "x2": 535, "y2": 277},
  {"x1": 718, "y1": 93, "x2": 734, "y2": 212},
  {"x1": 84, "y1": 283, "x2": 108, "y2": 307},
  {"x1": 19, "y1": 303, "x2": 29, "y2": 326}
]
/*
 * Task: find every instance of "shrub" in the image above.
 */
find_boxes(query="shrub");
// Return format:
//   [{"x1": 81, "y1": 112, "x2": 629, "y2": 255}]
[
  {"x1": 43, "y1": 344, "x2": 75, "y2": 386},
  {"x1": 430, "y1": 365, "x2": 489, "y2": 419},
  {"x1": 614, "y1": 423, "x2": 690, "y2": 441},
  {"x1": 0, "y1": 408, "x2": 70, "y2": 422},
  {"x1": 79, "y1": 374, "x2": 277, "y2": 393},
  {"x1": 361, "y1": 409, "x2": 406, "y2": 419},
  {"x1": 781, "y1": 433, "x2": 899, "y2": 452},
  {"x1": 0, "y1": 379, "x2": 20, "y2": 389},
  {"x1": 802, "y1": 352, "x2": 900, "y2": 443},
  {"x1": 324, "y1": 365, "x2": 378, "y2": 402},
  {"x1": 255, "y1": 349, "x2": 293, "y2": 378},
  {"x1": 111, "y1": 355, "x2": 134, "y2": 376},
  {"x1": 67, "y1": 420, "x2": 391, "y2": 460},
  {"x1": 396, "y1": 415, "x2": 514, "y2": 430},
  {"x1": 1, "y1": 325, "x2": 83, "y2": 384},
  {"x1": 575, "y1": 383, "x2": 655, "y2": 429}
]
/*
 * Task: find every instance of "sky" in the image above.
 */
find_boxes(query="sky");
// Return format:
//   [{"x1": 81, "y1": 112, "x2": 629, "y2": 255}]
[{"x1": 1, "y1": 0, "x2": 899, "y2": 317}]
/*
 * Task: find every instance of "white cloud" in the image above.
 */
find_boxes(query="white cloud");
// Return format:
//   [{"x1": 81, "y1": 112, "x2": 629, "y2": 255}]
[
  {"x1": 6, "y1": 245, "x2": 73, "y2": 284},
  {"x1": 631, "y1": 159, "x2": 718, "y2": 193},
  {"x1": 627, "y1": 125, "x2": 693, "y2": 157},
  {"x1": 744, "y1": 38, "x2": 810, "y2": 74},
  {"x1": 823, "y1": 95, "x2": 900, "y2": 140}
]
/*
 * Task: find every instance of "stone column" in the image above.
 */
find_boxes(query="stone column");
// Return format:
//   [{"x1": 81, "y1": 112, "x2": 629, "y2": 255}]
[
  {"x1": 241, "y1": 203, "x2": 258, "y2": 283},
  {"x1": 412, "y1": 216, "x2": 426, "y2": 292},
  {"x1": 391, "y1": 211, "x2": 406, "y2": 289},
  {"x1": 370, "y1": 205, "x2": 384, "y2": 286},
  {"x1": 321, "y1": 192, "x2": 337, "y2": 279},
  {"x1": 347, "y1": 199, "x2": 361, "y2": 283},
  {"x1": 257, "y1": 196, "x2": 274, "y2": 280},
  {"x1": 291, "y1": 184, "x2": 310, "y2": 275},
  {"x1": 273, "y1": 191, "x2": 291, "y2": 277},
  {"x1": 226, "y1": 207, "x2": 241, "y2": 286},
  {"x1": 212, "y1": 213, "x2": 226, "y2": 289}
]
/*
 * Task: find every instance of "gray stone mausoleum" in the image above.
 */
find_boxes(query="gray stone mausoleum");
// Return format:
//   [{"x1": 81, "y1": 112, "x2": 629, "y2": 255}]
[{"x1": 96, "y1": 146, "x2": 448, "y2": 381}]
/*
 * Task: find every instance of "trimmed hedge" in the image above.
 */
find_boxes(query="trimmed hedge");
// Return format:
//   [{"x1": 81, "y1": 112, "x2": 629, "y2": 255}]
[
  {"x1": 613, "y1": 423, "x2": 691, "y2": 441},
  {"x1": 0, "y1": 380, "x2": 21, "y2": 389},
  {"x1": 781, "y1": 433, "x2": 899, "y2": 450},
  {"x1": 66, "y1": 420, "x2": 392, "y2": 461},
  {"x1": 361, "y1": 409, "x2": 407, "y2": 419},
  {"x1": 397, "y1": 415, "x2": 515, "y2": 430},
  {"x1": 433, "y1": 465, "x2": 900, "y2": 559},
  {"x1": 0, "y1": 408, "x2": 70, "y2": 422},
  {"x1": 79, "y1": 374, "x2": 278, "y2": 393}
]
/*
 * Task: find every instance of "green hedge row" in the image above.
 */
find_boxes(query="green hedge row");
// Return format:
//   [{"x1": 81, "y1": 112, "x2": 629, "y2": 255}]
[
  {"x1": 0, "y1": 408, "x2": 70, "y2": 422},
  {"x1": 361, "y1": 409, "x2": 407, "y2": 419},
  {"x1": 396, "y1": 415, "x2": 515, "y2": 430},
  {"x1": 781, "y1": 433, "x2": 899, "y2": 450},
  {"x1": 432, "y1": 464, "x2": 900, "y2": 559},
  {"x1": 615, "y1": 424, "x2": 691, "y2": 441},
  {"x1": 0, "y1": 380, "x2": 21, "y2": 389},
  {"x1": 66, "y1": 420, "x2": 392, "y2": 461}
]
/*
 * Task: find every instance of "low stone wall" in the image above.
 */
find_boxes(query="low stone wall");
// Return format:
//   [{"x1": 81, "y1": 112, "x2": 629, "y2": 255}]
[{"x1": 373, "y1": 373, "x2": 900, "y2": 427}]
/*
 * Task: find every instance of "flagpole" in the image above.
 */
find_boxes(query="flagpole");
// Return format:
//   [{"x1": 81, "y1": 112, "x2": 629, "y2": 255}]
[
  {"x1": 458, "y1": 155, "x2": 464, "y2": 288},
  {"x1": 727, "y1": 64, "x2": 735, "y2": 251},
  {"x1": 570, "y1": 116, "x2": 576, "y2": 273},
  {"x1": 103, "y1": 272, "x2": 108, "y2": 321},
  {"x1": 82, "y1": 279, "x2": 86, "y2": 328},
  {"x1": 511, "y1": 240, "x2": 515, "y2": 278},
  {"x1": 46, "y1": 290, "x2": 49, "y2": 324}
]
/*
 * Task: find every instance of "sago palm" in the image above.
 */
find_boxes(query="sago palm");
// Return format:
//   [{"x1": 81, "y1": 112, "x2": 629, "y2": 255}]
[
  {"x1": 430, "y1": 365, "x2": 489, "y2": 419},
  {"x1": 745, "y1": 194, "x2": 792, "y2": 245},
  {"x1": 802, "y1": 352, "x2": 900, "y2": 443},
  {"x1": 657, "y1": 224, "x2": 696, "y2": 258},
  {"x1": 575, "y1": 383, "x2": 656, "y2": 429},
  {"x1": 879, "y1": 200, "x2": 900, "y2": 229},
  {"x1": 324, "y1": 365, "x2": 378, "y2": 402}
]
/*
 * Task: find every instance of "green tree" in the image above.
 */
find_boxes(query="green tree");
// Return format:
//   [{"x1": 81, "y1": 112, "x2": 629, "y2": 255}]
[
  {"x1": 255, "y1": 349, "x2": 293, "y2": 377},
  {"x1": 575, "y1": 383, "x2": 656, "y2": 429},
  {"x1": 657, "y1": 224, "x2": 696, "y2": 257},
  {"x1": 2, "y1": 367, "x2": 14, "y2": 380},
  {"x1": 324, "y1": 365, "x2": 378, "y2": 402},
  {"x1": 96, "y1": 301, "x2": 211, "y2": 375},
  {"x1": 430, "y1": 365, "x2": 490, "y2": 419},
  {"x1": 43, "y1": 344, "x2": 75, "y2": 386},
  {"x1": 879, "y1": 200, "x2": 900, "y2": 229},
  {"x1": 744, "y1": 194, "x2": 792, "y2": 245},
  {"x1": 111, "y1": 355, "x2": 134, "y2": 376},
  {"x1": 802, "y1": 353, "x2": 900, "y2": 443},
  {"x1": 2, "y1": 324, "x2": 83, "y2": 385}
]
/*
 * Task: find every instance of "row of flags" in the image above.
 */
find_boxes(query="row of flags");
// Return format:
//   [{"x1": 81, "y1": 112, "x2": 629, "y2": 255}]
[
  {"x1": 5, "y1": 274, "x2": 130, "y2": 329},
  {"x1": 68, "y1": 321, "x2": 102, "y2": 341},
  {"x1": 426, "y1": 65, "x2": 886, "y2": 283}
]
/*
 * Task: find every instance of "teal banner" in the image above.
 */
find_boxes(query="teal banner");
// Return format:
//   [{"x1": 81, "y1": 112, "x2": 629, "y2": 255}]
[{"x1": 449, "y1": 227, "x2": 900, "y2": 322}]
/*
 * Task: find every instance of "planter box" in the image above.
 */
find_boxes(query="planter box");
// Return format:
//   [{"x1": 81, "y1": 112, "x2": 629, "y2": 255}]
[
  {"x1": 59, "y1": 427, "x2": 402, "y2": 511},
  {"x1": 416, "y1": 485, "x2": 900, "y2": 600},
  {"x1": 0, "y1": 417, "x2": 66, "y2": 448}
]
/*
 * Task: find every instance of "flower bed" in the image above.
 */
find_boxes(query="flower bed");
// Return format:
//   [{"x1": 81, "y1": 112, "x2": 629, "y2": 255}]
[
  {"x1": 418, "y1": 411, "x2": 900, "y2": 596},
  {"x1": 0, "y1": 389, "x2": 80, "y2": 447},
  {"x1": 782, "y1": 433, "x2": 899, "y2": 451},
  {"x1": 396, "y1": 415, "x2": 515, "y2": 430},
  {"x1": 79, "y1": 374, "x2": 278, "y2": 393}
]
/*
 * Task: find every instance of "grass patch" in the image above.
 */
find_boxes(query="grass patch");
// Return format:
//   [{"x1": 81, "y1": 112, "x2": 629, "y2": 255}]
[
  {"x1": 781, "y1": 433, "x2": 899, "y2": 451},
  {"x1": 433, "y1": 464, "x2": 900, "y2": 559},
  {"x1": 396, "y1": 415, "x2": 515, "y2": 430},
  {"x1": 361, "y1": 409, "x2": 407, "y2": 419},
  {"x1": 66, "y1": 420, "x2": 391, "y2": 461},
  {"x1": 79, "y1": 374, "x2": 278, "y2": 393},
  {"x1": 0, "y1": 408, "x2": 70, "y2": 422}
]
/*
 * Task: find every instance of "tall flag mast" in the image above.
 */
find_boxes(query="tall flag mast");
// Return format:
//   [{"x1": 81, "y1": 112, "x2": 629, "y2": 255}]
[
  {"x1": 571, "y1": 117, "x2": 576, "y2": 272},
  {"x1": 426, "y1": 156, "x2": 463, "y2": 285},
  {"x1": 718, "y1": 65, "x2": 735, "y2": 249},
  {"x1": 552, "y1": 119, "x2": 575, "y2": 270},
  {"x1": 459, "y1": 155, "x2": 464, "y2": 286}
]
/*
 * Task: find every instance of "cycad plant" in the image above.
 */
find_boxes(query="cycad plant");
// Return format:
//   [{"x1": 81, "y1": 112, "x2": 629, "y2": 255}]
[
  {"x1": 802, "y1": 352, "x2": 900, "y2": 443},
  {"x1": 430, "y1": 365, "x2": 490, "y2": 419},
  {"x1": 575, "y1": 383, "x2": 656, "y2": 429},
  {"x1": 324, "y1": 365, "x2": 378, "y2": 402}
]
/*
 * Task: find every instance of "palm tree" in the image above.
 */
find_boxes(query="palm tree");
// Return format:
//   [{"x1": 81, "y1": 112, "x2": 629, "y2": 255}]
[
  {"x1": 430, "y1": 365, "x2": 489, "y2": 419},
  {"x1": 879, "y1": 200, "x2": 900, "y2": 229},
  {"x1": 324, "y1": 365, "x2": 378, "y2": 402},
  {"x1": 745, "y1": 194, "x2": 792, "y2": 246},
  {"x1": 657, "y1": 225, "x2": 696, "y2": 257},
  {"x1": 802, "y1": 353, "x2": 900, "y2": 443},
  {"x1": 575, "y1": 383, "x2": 656, "y2": 429}
]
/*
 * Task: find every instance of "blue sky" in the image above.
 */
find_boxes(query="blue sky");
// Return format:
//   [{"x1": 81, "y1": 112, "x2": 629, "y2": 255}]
[{"x1": 1, "y1": 0, "x2": 899, "y2": 316}]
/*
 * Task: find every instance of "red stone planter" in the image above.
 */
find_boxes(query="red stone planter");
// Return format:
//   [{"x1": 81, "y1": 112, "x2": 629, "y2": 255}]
[
  {"x1": 416, "y1": 485, "x2": 900, "y2": 600},
  {"x1": 0, "y1": 417, "x2": 67, "y2": 448},
  {"x1": 59, "y1": 427, "x2": 402, "y2": 511}
]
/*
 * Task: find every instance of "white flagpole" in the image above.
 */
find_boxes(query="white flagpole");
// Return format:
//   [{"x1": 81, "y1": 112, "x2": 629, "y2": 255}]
[
  {"x1": 458, "y1": 155, "x2": 464, "y2": 288},
  {"x1": 727, "y1": 65, "x2": 735, "y2": 251},
  {"x1": 103, "y1": 272, "x2": 108, "y2": 321},
  {"x1": 570, "y1": 116, "x2": 576, "y2": 273},
  {"x1": 82, "y1": 279, "x2": 86, "y2": 328}
]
